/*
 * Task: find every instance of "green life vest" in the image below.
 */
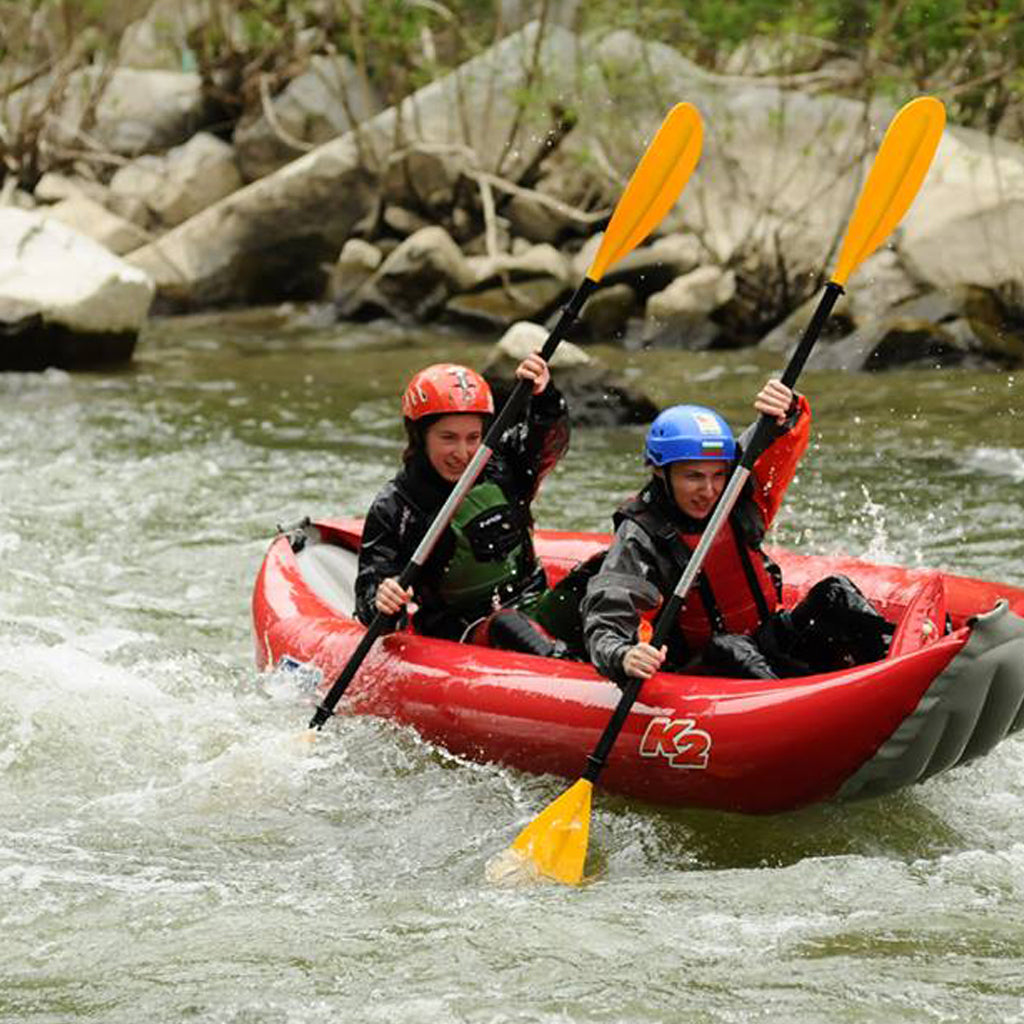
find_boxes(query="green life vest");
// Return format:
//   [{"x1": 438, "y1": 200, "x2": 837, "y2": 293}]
[{"x1": 437, "y1": 481, "x2": 528, "y2": 615}]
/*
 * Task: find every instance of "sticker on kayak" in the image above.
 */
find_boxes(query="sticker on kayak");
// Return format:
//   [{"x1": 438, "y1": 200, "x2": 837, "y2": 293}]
[
  {"x1": 639, "y1": 716, "x2": 711, "y2": 769},
  {"x1": 275, "y1": 654, "x2": 324, "y2": 693}
]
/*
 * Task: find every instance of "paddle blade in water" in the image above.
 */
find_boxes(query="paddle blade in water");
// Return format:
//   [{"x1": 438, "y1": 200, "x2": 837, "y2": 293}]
[
  {"x1": 832, "y1": 96, "x2": 945, "y2": 287},
  {"x1": 586, "y1": 102, "x2": 703, "y2": 282},
  {"x1": 501, "y1": 779, "x2": 593, "y2": 886}
]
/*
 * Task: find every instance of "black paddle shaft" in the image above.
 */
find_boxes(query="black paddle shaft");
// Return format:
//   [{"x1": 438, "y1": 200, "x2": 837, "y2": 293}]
[
  {"x1": 308, "y1": 278, "x2": 599, "y2": 730},
  {"x1": 581, "y1": 279, "x2": 844, "y2": 782}
]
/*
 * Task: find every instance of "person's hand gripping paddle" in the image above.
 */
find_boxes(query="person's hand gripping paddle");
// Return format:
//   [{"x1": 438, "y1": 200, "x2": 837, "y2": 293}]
[
  {"x1": 497, "y1": 95, "x2": 946, "y2": 887},
  {"x1": 305, "y1": 102, "x2": 705, "y2": 734}
]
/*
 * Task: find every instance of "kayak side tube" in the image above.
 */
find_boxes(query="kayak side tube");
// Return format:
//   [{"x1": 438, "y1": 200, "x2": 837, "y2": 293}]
[{"x1": 838, "y1": 600, "x2": 1024, "y2": 801}]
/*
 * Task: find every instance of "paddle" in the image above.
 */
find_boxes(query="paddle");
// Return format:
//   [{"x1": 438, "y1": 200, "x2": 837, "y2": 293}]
[
  {"x1": 307, "y1": 101, "x2": 704, "y2": 732},
  {"x1": 503, "y1": 95, "x2": 946, "y2": 886}
]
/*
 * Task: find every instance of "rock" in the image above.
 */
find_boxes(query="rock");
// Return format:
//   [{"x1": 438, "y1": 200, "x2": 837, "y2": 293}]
[
  {"x1": 343, "y1": 226, "x2": 473, "y2": 320},
  {"x1": 382, "y1": 206, "x2": 433, "y2": 237},
  {"x1": 0, "y1": 209, "x2": 154, "y2": 369},
  {"x1": 723, "y1": 33, "x2": 832, "y2": 76},
  {"x1": 643, "y1": 267, "x2": 736, "y2": 348},
  {"x1": 383, "y1": 145, "x2": 473, "y2": 217},
  {"x1": 0, "y1": 185, "x2": 35, "y2": 211},
  {"x1": 465, "y1": 243, "x2": 572, "y2": 290},
  {"x1": 463, "y1": 220, "x2": 513, "y2": 256},
  {"x1": 35, "y1": 65, "x2": 205, "y2": 155},
  {"x1": 41, "y1": 196, "x2": 151, "y2": 256},
  {"x1": 117, "y1": 0, "x2": 213, "y2": 70},
  {"x1": 128, "y1": 22, "x2": 579, "y2": 308},
  {"x1": 487, "y1": 321, "x2": 589, "y2": 370},
  {"x1": 107, "y1": 156, "x2": 163, "y2": 224},
  {"x1": 233, "y1": 55, "x2": 383, "y2": 181},
  {"x1": 899, "y1": 127, "x2": 1024, "y2": 293},
  {"x1": 810, "y1": 316, "x2": 974, "y2": 372},
  {"x1": 444, "y1": 277, "x2": 569, "y2": 332},
  {"x1": 153, "y1": 133, "x2": 242, "y2": 226},
  {"x1": 69, "y1": 67, "x2": 208, "y2": 156},
  {"x1": 803, "y1": 284, "x2": 1024, "y2": 371},
  {"x1": 578, "y1": 31, "x2": 913, "y2": 282},
  {"x1": 759, "y1": 250, "x2": 920, "y2": 355},
  {"x1": 110, "y1": 133, "x2": 242, "y2": 229},
  {"x1": 327, "y1": 239, "x2": 383, "y2": 306},
  {"x1": 579, "y1": 283, "x2": 637, "y2": 340},
  {"x1": 574, "y1": 232, "x2": 702, "y2": 298},
  {"x1": 33, "y1": 173, "x2": 108, "y2": 205},
  {"x1": 506, "y1": 190, "x2": 582, "y2": 244},
  {"x1": 482, "y1": 320, "x2": 658, "y2": 426}
]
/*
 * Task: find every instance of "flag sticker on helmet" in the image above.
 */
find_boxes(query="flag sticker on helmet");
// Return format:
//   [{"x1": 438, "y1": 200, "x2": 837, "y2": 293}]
[
  {"x1": 692, "y1": 411, "x2": 722, "y2": 435},
  {"x1": 701, "y1": 439, "x2": 725, "y2": 452}
]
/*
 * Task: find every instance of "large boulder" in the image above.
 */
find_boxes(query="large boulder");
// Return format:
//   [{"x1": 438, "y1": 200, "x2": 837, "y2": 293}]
[
  {"x1": 0, "y1": 209, "x2": 154, "y2": 370},
  {"x1": 899, "y1": 127, "x2": 1024, "y2": 293},
  {"x1": 234, "y1": 55, "x2": 383, "y2": 181}
]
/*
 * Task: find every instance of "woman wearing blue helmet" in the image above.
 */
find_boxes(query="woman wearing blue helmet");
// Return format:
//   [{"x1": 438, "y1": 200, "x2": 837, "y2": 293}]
[{"x1": 582, "y1": 379, "x2": 890, "y2": 682}]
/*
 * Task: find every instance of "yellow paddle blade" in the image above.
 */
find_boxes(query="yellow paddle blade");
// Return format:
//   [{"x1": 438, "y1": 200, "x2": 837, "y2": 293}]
[
  {"x1": 832, "y1": 95, "x2": 945, "y2": 287},
  {"x1": 507, "y1": 778, "x2": 593, "y2": 885},
  {"x1": 586, "y1": 102, "x2": 703, "y2": 282}
]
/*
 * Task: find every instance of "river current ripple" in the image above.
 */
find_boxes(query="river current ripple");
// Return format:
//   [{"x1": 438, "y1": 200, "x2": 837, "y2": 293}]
[{"x1": 1, "y1": 313, "x2": 1022, "y2": 1023}]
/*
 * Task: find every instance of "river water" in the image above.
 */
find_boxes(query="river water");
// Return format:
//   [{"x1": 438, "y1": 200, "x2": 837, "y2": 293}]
[{"x1": 2, "y1": 308, "x2": 1022, "y2": 1023}]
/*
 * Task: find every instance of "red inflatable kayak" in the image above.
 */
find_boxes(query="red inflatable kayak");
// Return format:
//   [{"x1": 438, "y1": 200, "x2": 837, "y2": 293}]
[{"x1": 252, "y1": 518, "x2": 1024, "y2": 813}]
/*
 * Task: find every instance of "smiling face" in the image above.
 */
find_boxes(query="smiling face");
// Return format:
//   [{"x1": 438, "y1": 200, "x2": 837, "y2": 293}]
[
  {"x1": 662, "y1": 459, "x2": 731, "y2": 520},
  {"x1": 424, "y1": 414, "x2": 485, "y2": 482}
]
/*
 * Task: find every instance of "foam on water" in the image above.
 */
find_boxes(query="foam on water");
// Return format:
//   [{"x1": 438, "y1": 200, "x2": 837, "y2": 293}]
[{"x1": 2, "y1": 324, "x2": 1023, "y2": 1023}]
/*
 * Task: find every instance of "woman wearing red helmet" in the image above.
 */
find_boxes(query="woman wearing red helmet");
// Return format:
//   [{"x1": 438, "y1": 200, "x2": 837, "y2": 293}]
[
  {"x1": 355, "y1": 353, "x2": 571, "y2": 655},
  {"x1": 582, "y1": 379, "x2": 891, "y2": 683}
]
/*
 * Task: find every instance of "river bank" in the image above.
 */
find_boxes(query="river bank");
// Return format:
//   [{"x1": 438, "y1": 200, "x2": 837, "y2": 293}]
[{"x1": 3, "y1": 7, "x2": 1023, "y2": 374}]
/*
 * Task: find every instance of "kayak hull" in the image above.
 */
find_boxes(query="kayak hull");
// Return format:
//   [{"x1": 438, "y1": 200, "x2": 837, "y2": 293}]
[{"x1": 252, "y1": 519, "x2": 1024, "y2": 813}]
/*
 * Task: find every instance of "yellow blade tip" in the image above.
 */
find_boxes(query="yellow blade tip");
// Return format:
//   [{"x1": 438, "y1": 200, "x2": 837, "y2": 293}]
[
  {"x1": 488, "y1": 779, "x2": 593, "y2": 887},
  {"x1": 484, "y1": 846, "x2": 548, "y2": 887}
]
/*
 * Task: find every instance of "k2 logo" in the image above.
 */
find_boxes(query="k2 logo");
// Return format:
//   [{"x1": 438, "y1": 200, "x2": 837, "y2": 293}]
[{"x1": 639, "y1": 716, "x2": 711, "y2": 769}]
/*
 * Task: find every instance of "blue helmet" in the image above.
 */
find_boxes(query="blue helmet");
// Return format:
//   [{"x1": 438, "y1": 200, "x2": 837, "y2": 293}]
[{"x1": 645, "y1": 405, "x2": 736, "y2": 465}]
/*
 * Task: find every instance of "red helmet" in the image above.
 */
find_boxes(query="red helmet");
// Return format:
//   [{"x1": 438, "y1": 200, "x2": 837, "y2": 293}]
[{"x1": 401, "y1": 363, "x2": 494, "y2": 421}]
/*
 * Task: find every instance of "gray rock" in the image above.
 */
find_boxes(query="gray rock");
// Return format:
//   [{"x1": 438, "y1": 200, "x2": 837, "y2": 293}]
[
  {"x1": 233, "y1": 55, "x2": 382, "y2": 181},
  {"x1": 444, "y1": 277, "x2": 569, "y2": 332},
  {"x1": 643, "y1": 267, "x2": 735, "y2": 348},
  {"x1": 382, "y1": 206, "x2": 433, "y2": 238},
  {"x1": 111, "y1": 133, "x2": 242, "y2": 229},
  {"x1": 0, "y1": 209, "x2": 154, "y2": 369},
  {"x1": 327, "y1": 239, "x2": 383, "y2": 306},
  {"x1": 579, "y1": 283, "x2": 637, "y2": 340},
  {"x1": 42, "y1": 196, "x2": 151, "y2": 256},
  {"x1": 482, "y1": 320, "x2": 658, "y2": 426},
  {"x1": 344, "y1": 226, "x2": 473, "y2": 321},
  {"x1": 383, "y1": 145, "x2": 472, "y2": 217}
]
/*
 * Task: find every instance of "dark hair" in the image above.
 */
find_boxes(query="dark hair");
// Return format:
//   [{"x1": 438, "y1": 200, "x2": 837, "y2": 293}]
[{"x1": 402, "y1": 415, "x2": 434, "y2": 462}]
